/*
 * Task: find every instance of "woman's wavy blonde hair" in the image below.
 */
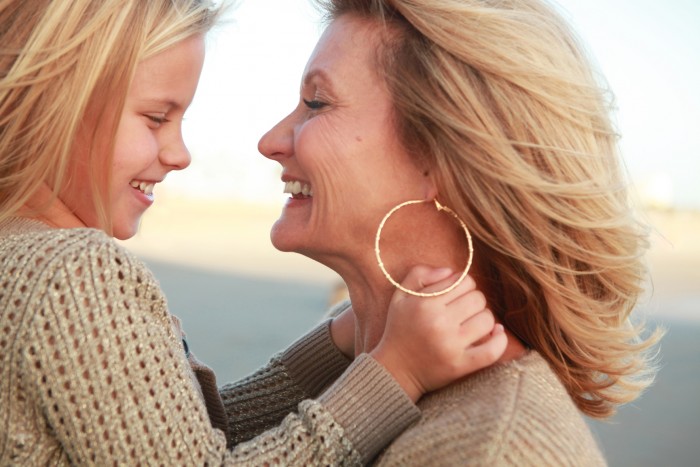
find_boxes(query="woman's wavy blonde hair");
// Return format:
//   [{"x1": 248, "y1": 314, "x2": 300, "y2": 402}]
[
  {"x1": 315, "y1": 0, "x2": 662, "y2": 419},
  {"x1": 0, "y1": 0, "x2": 223, "y2": 232}
]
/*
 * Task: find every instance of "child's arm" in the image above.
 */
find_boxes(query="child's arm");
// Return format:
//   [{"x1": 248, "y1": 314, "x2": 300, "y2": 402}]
[
  {"x1": 222, "y1": 266, "x2": 505, "y2": 463},
  {"x1": 221, "y1": 266, "x2": 505, "y2": 448}
]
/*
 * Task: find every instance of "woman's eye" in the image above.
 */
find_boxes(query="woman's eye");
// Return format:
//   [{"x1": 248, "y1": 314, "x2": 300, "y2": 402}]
[{"x1": 303, "y1": 99, "x2": 327, "y2": 110}]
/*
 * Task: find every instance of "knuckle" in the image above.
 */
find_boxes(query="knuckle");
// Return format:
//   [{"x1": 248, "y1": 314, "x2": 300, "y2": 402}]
[
  {"x1": 463, "y1": 274, "x2": 476, "y2": 291},
  {"x1": 480, "y1": 310, "x2": 496, "y2": 328},
  {"x1": 470, "y1": 290, "x2": 486, "y2": 310},
  {"x1": 411, "y1": 264, "x2": 430, "y2": 279},
  {"x1": 484, "y1": 337, "x2": 506, "y2": 361}
]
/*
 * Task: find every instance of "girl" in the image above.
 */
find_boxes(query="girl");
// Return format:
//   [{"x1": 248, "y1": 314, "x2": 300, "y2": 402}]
[{"x1": 0, "y1": 1, "x2": 506, "y2": 465}]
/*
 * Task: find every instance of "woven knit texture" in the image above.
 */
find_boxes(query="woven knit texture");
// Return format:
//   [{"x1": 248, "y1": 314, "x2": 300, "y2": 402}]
[
  {"x1": 373, "y1": 351, "x2": 607, "y2": 466},
  {"x1": 1, "y1": 219, "x2": 397, "y2": 465}
]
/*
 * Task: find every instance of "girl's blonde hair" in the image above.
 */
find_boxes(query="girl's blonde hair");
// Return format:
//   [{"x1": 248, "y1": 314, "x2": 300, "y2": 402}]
[
  {"x1": 316, "y1": 0, "x2": 662, "y2": 418},
  {"x1": 1, "y1": 0, "x2": 223, "y2": 232}
]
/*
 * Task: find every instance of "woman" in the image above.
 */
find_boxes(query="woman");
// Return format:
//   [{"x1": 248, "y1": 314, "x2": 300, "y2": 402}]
[
  {"x1": 258, "y1": 0, "x2": 662, "y2": 464},
  {"x1": 0, "y1": 0, "x2": 507, "y2": 464}
]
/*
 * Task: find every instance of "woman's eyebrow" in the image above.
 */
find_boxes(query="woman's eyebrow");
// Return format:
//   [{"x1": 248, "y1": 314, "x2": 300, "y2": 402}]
[{"x1": 302, "y1": 68, "x2": 335, "y2": 94}]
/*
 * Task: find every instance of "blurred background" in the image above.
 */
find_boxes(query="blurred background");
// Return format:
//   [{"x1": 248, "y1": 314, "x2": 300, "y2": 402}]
[{"x1": 120, "y1": 1, "x2": 700, "y2": 465}]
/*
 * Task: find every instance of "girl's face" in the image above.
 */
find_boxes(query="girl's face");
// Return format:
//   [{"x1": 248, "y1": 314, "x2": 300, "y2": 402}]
[
  {"x1": 63, "y1": 34, "x2": 206, "y2": 240},
  {"x1": 257, "y1": 16, "x2": 434, "y2": 271}
]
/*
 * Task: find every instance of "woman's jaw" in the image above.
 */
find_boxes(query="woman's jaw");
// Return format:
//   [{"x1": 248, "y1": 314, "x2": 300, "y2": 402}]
[{"x1": 273, "y1": 195, "x2": 474, "y2": 353}]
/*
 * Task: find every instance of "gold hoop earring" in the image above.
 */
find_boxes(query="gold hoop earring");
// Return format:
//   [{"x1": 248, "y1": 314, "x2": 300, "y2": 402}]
[{"x1": 374, "y1": 199, "x2": 474, "y2": 297}]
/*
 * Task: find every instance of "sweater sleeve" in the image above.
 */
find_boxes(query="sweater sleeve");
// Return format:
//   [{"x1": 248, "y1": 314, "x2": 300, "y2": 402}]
[
  {"x1": 20, "y1": 229, "x2": 418, "y2": 465},
  {"x1": 220, "y1": 317, "x2": 352, "y2": 445}
]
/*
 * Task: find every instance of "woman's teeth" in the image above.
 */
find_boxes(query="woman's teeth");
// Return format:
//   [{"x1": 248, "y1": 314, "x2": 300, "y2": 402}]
[
  {"x1": 130, "y1": 180, "x2": 155, "y2": 195},
  {"x1": 284, "y1": 180, "x2": 313, "y2": 197}
]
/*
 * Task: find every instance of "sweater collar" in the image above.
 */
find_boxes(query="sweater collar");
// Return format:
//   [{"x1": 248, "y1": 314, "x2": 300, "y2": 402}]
[{"x1": 0, "y1": 216, "x2": 53, "y2": 237}]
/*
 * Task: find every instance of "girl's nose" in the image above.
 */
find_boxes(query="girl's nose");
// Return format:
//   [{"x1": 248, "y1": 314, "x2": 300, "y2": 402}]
[{"x1": 159, "y1": 132, "x2": 192, "y2": 171}]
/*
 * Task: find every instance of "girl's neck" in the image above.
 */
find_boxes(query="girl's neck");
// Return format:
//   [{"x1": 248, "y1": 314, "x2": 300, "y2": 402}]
[{"x1": 19, "y1": 183, "x2": 85, "y2": 229}]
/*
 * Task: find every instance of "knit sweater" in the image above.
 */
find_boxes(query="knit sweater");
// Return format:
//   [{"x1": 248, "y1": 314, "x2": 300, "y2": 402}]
[
  {"x1": 372, "y1": 350, "x2": 607, "y2": 466},
  {"x1": 0, "y1": 217, "x2": 419, "y2": 466}
]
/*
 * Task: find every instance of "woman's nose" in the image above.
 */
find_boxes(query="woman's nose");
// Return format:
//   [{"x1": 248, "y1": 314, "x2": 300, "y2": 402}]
[{"x1": 258, "y1": 111, "x2": 295, "y2": 161}]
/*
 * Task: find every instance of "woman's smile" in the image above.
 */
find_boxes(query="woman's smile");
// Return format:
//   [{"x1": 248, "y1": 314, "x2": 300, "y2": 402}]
[
  {"x1": 258, "y1": 16, "x2": 432, "y2": 263},
  {"x1": 283, "y1": 180, "x2": 314, "y2": 198}
]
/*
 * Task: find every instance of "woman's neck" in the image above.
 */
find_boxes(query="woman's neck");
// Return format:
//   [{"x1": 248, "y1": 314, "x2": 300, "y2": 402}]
[
  {"x1": 345, "y1": 274, "x2": 394, "y2": 355},
  {"x1": 337, "y1": 203, "x2": 528, "y2": 362},
  {"x1": 339, "y1": 201, "x2": 470, "y2": 354}
]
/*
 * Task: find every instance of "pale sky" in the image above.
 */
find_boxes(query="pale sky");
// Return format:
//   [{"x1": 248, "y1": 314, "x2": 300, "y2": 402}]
[{"x1": 173, "y1": 0, "x2": 700, "y2": 209}]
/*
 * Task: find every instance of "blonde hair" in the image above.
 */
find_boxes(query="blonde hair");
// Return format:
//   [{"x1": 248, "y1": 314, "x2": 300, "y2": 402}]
[
  {"x1": 0, "y1": 0, "x2": 223, "y2": 232},
  {"x1": 316, "y1": 0, "x2": 662, "y2": 418}
]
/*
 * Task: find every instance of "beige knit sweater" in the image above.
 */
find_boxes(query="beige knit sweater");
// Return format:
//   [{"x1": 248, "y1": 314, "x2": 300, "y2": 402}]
[
  {"x1": 0, "y1": 217, "x2": 419, "y2": 465},
  {"x1": 372, "y1": 342, "x2": 608, "y2": 465}
]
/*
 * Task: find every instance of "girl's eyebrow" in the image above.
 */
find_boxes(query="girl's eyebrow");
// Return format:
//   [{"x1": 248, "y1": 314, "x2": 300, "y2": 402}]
[{"x1": 138, "y1": 98, "x2": 184, "y2": 111}]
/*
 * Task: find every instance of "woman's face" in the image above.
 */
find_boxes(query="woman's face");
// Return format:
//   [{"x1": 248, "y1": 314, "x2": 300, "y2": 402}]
[
  {"x1": 63, "y1": 34, "x2": 205, "y2": 240},
  {"x1": 258, "y1": 16, "x2": 434, "y2": 268}
]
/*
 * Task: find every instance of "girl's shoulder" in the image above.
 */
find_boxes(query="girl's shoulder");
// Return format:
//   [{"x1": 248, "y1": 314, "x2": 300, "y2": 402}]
[
  {"x1": 0, "y1": 221, "x2": 158, "y2": 294},
  {"x1": 1, "y1": 221, "x2": 170, "y2": 351}
]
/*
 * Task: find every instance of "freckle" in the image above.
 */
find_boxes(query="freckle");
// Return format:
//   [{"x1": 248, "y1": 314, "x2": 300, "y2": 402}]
[{"x1": 355, "y1": 136, "x2": 363, "y2": 142}]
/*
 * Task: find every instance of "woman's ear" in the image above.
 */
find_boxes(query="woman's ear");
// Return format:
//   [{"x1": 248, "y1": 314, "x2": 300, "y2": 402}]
[{"x1": 422, "y1": 168, "x2": 439, "y2": 200}]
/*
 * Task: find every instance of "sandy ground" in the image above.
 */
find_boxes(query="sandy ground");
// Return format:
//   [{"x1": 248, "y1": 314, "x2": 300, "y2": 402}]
[
  {"x1": 122, "y1": 194, "x2": 700, "y2": 322},
  {"x1": 121, "y1": 194, "x2": 342, "y2": 284},
  {"x1": 120, "y1": 194, "x2": 700, "y2": 467}
]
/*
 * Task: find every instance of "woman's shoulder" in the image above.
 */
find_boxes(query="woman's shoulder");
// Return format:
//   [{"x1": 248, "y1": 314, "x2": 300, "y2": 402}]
[
  {"x1": 483, "y1": 352, "x2": 606, "y2": 463},
  {"x1": 373, "y1": 352, "x2": 606, "y2": 466},
  {"x1": 473, "y1": 352, "x2": 599, "y2": 432}
]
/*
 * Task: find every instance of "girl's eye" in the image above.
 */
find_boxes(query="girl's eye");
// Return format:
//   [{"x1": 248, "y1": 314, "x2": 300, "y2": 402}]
[
  {"x1": 145, "y1": 114, "x2": 168, "y2": 125},
  {"x1": 303, "y1": 99, "x2": 327, "y2": 110}
]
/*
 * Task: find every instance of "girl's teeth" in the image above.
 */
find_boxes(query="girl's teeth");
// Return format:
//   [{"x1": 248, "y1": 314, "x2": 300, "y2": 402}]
[{"x1": 130, "y1": 180, "x2": 154, "y2": 195}]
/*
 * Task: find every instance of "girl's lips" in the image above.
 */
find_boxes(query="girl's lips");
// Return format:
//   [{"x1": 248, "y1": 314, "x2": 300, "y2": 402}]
[{"x1": 129, "y1": 179, "x2": 156, "y2": 206}]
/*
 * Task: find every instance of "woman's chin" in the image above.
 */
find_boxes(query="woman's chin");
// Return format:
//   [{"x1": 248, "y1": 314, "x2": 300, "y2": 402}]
[
  {"x1": 269, "y1": 222, "x2": 302, "y2": 253},
  {"x1": 270, "y1": 239, "x2": 295, "y2": 253},
  {"x1": 269, "y1": 219, "x2": 336, "y2": 263}
]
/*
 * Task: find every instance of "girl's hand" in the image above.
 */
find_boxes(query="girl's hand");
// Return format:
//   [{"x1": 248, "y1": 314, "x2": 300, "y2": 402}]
[{"x1": 370, "y1": 266, "x2": 507, "y2": 402}]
